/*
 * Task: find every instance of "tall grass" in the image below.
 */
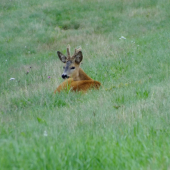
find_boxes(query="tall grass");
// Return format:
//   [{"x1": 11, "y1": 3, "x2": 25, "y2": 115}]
[{"x1": 0, "y1": 0, "x2": 170, "y2": 169}]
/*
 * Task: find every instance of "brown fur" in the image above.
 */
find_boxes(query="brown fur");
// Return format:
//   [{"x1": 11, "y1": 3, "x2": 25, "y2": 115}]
[
  {"x1": 54, "y1": 45, "x2": 101, "y2": 93},
  {"x1": 54, "y1": 73, "x2": 101, "y2": 93}
]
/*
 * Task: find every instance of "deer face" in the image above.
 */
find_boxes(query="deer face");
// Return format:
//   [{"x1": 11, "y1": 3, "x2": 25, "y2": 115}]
[{"x1": 57, "y1": 46, "x2": 83, "y2": 79}]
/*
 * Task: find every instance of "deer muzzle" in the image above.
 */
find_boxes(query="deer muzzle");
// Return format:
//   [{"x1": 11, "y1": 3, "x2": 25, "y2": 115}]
[{"x1": 62, "y1": 74, "x2": 69, "y2": 79}]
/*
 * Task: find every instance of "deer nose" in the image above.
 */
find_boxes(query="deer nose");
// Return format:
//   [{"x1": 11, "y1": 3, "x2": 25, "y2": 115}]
[{"x1": 62, "y1": 74, "x2": 67, "y2": 79}]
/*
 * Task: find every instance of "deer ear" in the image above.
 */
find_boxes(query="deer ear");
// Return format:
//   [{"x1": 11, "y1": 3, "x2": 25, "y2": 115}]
[
  {"x1": 57, "y1": 51, "x2": 67, "y2": 63},
  {"x1": 74, "y1": 51, "x2": 83, "y2": 64}
]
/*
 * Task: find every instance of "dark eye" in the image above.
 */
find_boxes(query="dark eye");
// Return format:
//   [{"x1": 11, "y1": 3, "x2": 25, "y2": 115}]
[
  {"x1": 71, "y1": 67, "x2": 75, "y2": 69},
  {"x1": 63, "y1": 66, "x2": 65, "y2": 69}
]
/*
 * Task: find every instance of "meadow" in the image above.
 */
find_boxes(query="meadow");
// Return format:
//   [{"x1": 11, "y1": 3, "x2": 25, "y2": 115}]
[{"x1": 0, "y1": 0, "x2": 170, "y2": 169}]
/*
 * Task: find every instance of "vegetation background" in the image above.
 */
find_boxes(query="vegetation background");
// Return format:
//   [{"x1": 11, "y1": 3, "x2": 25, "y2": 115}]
[{"x1": 0, "y1": 0, "x2": 170, "y2": 169}]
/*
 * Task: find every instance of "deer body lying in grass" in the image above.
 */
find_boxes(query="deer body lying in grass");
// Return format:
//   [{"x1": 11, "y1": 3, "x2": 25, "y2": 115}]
[{"x1": 54, "y1": 45, "x2": 101, "y2": 93}]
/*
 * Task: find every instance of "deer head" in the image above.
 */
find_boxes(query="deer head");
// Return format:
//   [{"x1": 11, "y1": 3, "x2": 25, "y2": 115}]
[{"x1": 57, "y1": 45, "x2": 83, "y2": 79}]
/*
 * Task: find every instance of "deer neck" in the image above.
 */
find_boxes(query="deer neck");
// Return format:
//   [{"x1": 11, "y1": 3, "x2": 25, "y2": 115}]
[{"x1": 73, "y1": 68, "x2": 93, "y2": 81}]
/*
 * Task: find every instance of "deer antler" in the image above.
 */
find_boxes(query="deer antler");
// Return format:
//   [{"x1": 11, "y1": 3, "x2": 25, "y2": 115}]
[
  {"x1": 73, "y1": 46, "x2": 82, "y2": 55},
  {"x1": 75, "y1": 46, "x2": 82, "y2": 53},
  {"x1": 71, "y1": 46, "x2": 82, "y2": 60},
  {"x1": 67, "y1": 44, "x2": 71, "y2": 59}
]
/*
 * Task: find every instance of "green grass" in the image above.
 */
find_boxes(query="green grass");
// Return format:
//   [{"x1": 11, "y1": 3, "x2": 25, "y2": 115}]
[{"x1": 1, "y1": 0, "x2": 170, "y2": 169}]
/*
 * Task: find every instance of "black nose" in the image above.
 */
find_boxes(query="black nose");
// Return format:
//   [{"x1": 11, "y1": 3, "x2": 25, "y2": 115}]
[{"x1": 62, "y1": 74, "x2": 67, "y2": 79}]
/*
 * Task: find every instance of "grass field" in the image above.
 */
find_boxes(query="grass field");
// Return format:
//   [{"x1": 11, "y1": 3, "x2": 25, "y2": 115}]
[{"x1": 1, "y1": 0, "x2": 170, "y2": 169}]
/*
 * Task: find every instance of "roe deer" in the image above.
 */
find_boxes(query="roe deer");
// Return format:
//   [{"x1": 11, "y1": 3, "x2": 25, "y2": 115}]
[{"x1": 54, "y1": 45, "x2": 101, "y2": 93}]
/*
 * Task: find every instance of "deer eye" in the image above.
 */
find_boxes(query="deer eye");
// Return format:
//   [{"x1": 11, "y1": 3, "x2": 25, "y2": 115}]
[{"x1": 71, "y1": 67, "x2": 75, "y2": 69}]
